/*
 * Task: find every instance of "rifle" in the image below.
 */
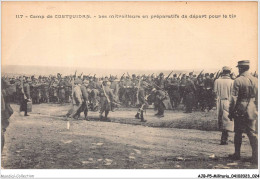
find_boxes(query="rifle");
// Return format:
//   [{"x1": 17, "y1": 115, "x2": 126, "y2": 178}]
[
  {"x1": 73, "y1": 70, "x2": 77, "y2": 80},
  {"x1": 197, "y1": 70, "x2": 204, "y2": 78},
  {"x1": 215, "y1": 70, "x2": 222, "y2": 81},
  {"x1": 120, "y1": 73, "x2": 125, "y2": 79},
  {"x1": 165, "y1": 71, "x2": 174, "y2": 80},
  {"x1": 80, "y1": 72, "x2": 83, "y2": 79},
  {"x1": 127, "y1": 72, "x2": 130, "y2": 78},
  {"x1": 254, "y1": 71, "x2": 257, "y2": 77},
  {"x1": 177, "y1": 73, "x2": 182, "y2": 78}
]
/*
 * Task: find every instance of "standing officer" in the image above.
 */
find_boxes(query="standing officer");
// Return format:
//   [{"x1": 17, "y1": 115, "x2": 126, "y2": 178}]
[
  {"x1": 214, "y1": 66, "x2": 234, "y2": 145},
  {"x1": 183, "y1": 76, "x2": 196, "y2": 113},
  {"x1": 228, "y1": 60, "x2": 258, "y2": 164}
]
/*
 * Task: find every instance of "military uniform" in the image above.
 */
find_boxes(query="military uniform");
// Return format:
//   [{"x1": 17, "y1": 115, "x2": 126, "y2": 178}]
[
  {"x1": 204, "y1": 73, "x2": 215, "y2": 111},
  {"x1": 184, "y1": 77, "x2": 196, "y2": 113},
  {"x1": 74, "y1": 81, "x2": 89, "y2": 120},
  {"x1": 1, "y1": 79, "x2": 14, "y2": 151},
  {"x1": 135, "y1": 80, "x2": 149, "y2": 122},
  {"x1": 99, "y1": 82, "x2": 114, "y2": 121},
  {"x1": 214, "y1": 66, "x2": 234, "y2": 144},
  {"x1": 229, "y1": 60, "x2": 258, "y2": 164},
  {"x1": 154, "y1": 89, "x2": 172, "y2": 117}
]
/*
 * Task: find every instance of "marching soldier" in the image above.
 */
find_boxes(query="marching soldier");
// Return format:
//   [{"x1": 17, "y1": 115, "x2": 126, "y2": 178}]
[
  {"x1": 228, "y1": 60, "x2": 258, "y2": 164},
  {"x1": 74, "y1": 80, "x2": 89, "y2": 120},
  {"x1": 66, "y1": 78, "x2": 83, "y2": 119},
  {"x1": 99, "y1": 79, "x2": 114, "y2": 121},
  {"x1": 214, "y1": 66, "x2": 234, "y2": 145},
  {"x1": 134, "y1": 78, "x2": 148, "y2": 122}
]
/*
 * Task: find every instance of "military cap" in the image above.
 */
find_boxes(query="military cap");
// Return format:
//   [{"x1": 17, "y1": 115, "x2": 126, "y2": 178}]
[
  {"x1": 222, "y1": 66, "x2": 231, "y2": 71},
  {"x1": 236, "y1": 60, "x2": 250, "y2": 67},
  {"x1": 173, "y1": 74, "x2": 177, "y2": 77},
  {"x1": 132, "y1": 74, "x2": 136, "y2": 78},
  {"x1": 159, "y1": 73, "x2": 164, "y2": 76},
  {"x1": 189, "y1": 72, "x2": 193, "y2": 75},
  {"x1": 205, "y1": 73, "x2": 209, "y2": 76}
]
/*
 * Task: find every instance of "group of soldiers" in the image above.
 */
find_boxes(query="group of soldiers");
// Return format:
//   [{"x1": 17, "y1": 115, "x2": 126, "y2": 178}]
[
  {"x1": 2, "y1": 70, "x2": 243, "y2": 115},
  {"x1": 1, "y1": 60, "x2": 258, "y2": 165}
]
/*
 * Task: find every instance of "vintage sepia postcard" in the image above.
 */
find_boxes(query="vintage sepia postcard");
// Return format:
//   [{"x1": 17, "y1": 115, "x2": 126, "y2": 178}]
[{"x1": 1, "y1": 1, "x2": 259, "y2": 178}]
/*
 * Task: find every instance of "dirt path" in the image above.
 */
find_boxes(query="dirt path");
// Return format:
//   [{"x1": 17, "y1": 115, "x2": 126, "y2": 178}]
[{"x1": 1, "y1": 104, "x2": 257, "y2": 169}]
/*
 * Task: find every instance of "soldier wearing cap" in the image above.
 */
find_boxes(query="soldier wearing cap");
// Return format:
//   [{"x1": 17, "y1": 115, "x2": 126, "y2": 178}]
[
  {"x1": 228, "y1": 60, "x2": 258, "y2": 164},
  {"x1": 99, "y1": 79, "x2": 114, "y2": 121},
  {"x1": 214, "y1": 66, "x2": 234, "y2": 145},
  {"x1": 135, "y1": 78, "x2": 148, "y2": 122}
]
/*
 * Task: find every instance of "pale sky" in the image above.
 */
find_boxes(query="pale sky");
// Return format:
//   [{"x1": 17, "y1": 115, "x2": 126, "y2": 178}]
[{"x1": 2, "y1": 1, "x2": 258, "y2": 72}]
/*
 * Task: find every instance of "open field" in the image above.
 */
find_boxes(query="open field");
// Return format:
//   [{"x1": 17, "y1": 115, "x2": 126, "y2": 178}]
[{"x1": 1, "y1": 104, "x2": 257, "y2": 169}]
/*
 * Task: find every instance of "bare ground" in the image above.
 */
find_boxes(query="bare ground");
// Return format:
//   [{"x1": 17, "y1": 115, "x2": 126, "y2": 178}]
[{"x1": 1, "y1": 104, "x2": 257, "y2": 169}]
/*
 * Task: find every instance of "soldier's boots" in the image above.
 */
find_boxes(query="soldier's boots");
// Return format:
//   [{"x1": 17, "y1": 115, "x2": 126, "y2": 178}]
[
  {"x1": 135, "y1": 112, "x2": 140, "y2": 119},
  {"x1": 229, "y1": 133, "x2": 242, "y2": 160},
  {"x1": 84, "y1": 115, "x2": 89, "y2": 121},
  {"x1": 140, "y1": 111, "x2": 146, "y2": 122},
  {"x1": 104, "y1": 111, "x2": 111, "y2": 122},
  {"x1": 228, "y1": 153, "x2": 241, "y2": 160}
]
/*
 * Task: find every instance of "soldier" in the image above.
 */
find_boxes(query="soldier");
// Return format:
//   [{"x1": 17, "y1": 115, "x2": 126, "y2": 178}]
[
  {"x1": 1, "y1": 79, "x2": 15, "y2": 152},
  {"x1": 134, "y1": 78, "x2": 148, "y2": 122},
  {"x1": 64, "y1": 77, "x2": 72, "y2": 103},
  {"x1": 228, "y1": 60, "x2": 258, "y2": 164},
  {"x1": 58, "y1": 78, "x2": 66, "y2": 104},
  {"x1": 66, "y1": 79, "x2": 83, "y2": 119},
  {"x1": 89, "y1": 77, "x2": 100, "y2": 111},
  {"x1": 167, "y1": 74, "x2": 180, "y2": 110},
  {"x1": 214, "y1": 66, "x2": 234, "y2": 145},
  {"x1": 204, "y1": 73, "x2": 215, "y2": 111},
  {"x1": 74, "y1": 80, "x2": 89, "y2": 120},
  {"x1": 179, "y1": 74, "x2": 187, "y2": 105},
  {"x1": 99, "y1": 79, "x2": 114, "y2": 121},
  {"x1": 131, "y1": 74, "x2": 139, "y2": 106},
  {"x1": 183, "y1": 76, "x2": 196, "y2": 113},
  {"x1": 156, "y1": 73, "x2": 165, "y2": 89},
  {"x1": 123, "y1": 76, "x2": 133, "y2": 107},
  {"x1": 110, "y1": 76, "x2": 120, "y2": 103},
  {"x1": 154, "y1": 87, "x2": 172, "y2": 117},
  {"x1": 18, "y1": 77, "x2": 31, "y2": 116},
  {"x1": 197, "y1": 74, "x2": 206, "y2": 111}
]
